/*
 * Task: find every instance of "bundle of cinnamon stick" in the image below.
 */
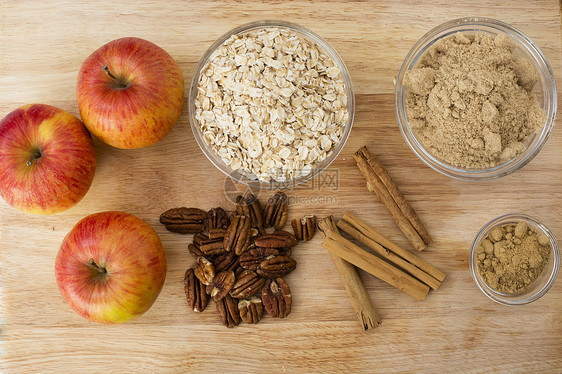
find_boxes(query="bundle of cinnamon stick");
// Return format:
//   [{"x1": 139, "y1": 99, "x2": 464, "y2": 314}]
[
  {"x1": 316, "y1": 146, "x2": 443, "y2": 330},
  {"x1": 318, "y1": 213, "x2": 445, "y2": 330},
  {"x1": 354, "y1": 146, "x2": 431, "y2": 251}
]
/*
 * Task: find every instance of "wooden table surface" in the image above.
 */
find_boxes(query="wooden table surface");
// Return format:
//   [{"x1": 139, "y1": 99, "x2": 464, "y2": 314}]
[{"x1": 1, "y1": 1, "x2": 561, "y2": 372}]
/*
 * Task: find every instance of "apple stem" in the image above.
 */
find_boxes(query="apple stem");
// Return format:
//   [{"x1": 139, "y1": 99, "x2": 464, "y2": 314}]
[
  {"x1": 102, "y1": 65, "x2": 128, "y2": 89},
  {"x1": 26, "y1": 151, "x2": 42, "y2": 167},
  {"x1": 88, "y1": 258, "x2": 107, "y2": 274}
]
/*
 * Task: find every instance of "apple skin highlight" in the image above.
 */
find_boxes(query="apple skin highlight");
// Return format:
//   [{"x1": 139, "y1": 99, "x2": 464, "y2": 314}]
[
  {"x1": 0, "y1": 104, "x2": 96, "y2": 214},
  {"x1": 55, "y1": 211, "x2": 167, "y2": 324},
  {"x1": 76, "y1": 37, "x2": 184, "y2": 149}
]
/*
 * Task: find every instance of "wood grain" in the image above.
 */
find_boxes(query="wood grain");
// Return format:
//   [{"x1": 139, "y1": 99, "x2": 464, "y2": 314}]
[{"x1": 1, "y1": 0, "x2": 561, "y2": 372}]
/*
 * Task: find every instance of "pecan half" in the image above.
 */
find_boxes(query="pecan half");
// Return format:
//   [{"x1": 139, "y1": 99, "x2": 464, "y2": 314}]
[
  {"x1": 238, "y1": 297, "x2": 264, "y2": 324},
  {"x1": 193, "y1": 233, "x2": 226, "y2": 257},
  {"x1": 207, "y1": 270, "x2": 236, "y2": 301},
  {"x1": 194, "y1": 256, "x2": 215, "y2": 285},
  {"x1": 257, "y1": 255, "x2": 296, "y2": 278},
  {"x1": 212, "y1": 251, "x2": 240, "y2": 273},
  {"x1": 207, "y1": 207, "x2": 230, "y2": 230},
  {"x1": 160, "y1": 207, "x2": 206, "y2": 234},
  {"x1": 193, "y1": 233, "x2": 208, "y2": 248},
  {"x1": 236, "y1": 193, "x2": 264, "y2": 230},
  {"x1": 291, "y1": 215, "x2": 317, "y2": 241},
  {"x1": 184, "y1": 268, "x2": 208, "y2": 312},
  {"x1": 188, "y1": 243, "x2": 205, "y2": 258},
  {"x1": 263, "y1": 192, "x2": 288, "y2": 230},
  {"x1": 199, "y1": 237, "x2": 226, "y2": 257},
  {"x1": 239, "y1": 247, "x2": 279, "y2": 271},
  {"x1": 262, "y1": 278, "x2": 292, "y2": 318},
  {"x1": 229, "y1": 270, "x2": 266, "y2": 299},
  {"x1": 216, "y1": 294, "x2": 240, "y2": 328},
  {"x1": 208, "y1": 227, "x2": 227, "y2": 240},
  {"x1": 254, "y1": 230, "x2": 298, "y2": 248},
  {"x1": 224, "y1": 215, "x2": 251, "y2": 255}
]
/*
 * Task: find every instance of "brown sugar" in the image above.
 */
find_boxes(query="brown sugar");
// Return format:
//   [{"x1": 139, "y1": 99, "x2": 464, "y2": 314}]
[
  {"x1": 476, "y1": 222, "x2": 551, "y2": 294},
  {"x1": 404, "y1": 32, "x2": 546, "y2": 168}
]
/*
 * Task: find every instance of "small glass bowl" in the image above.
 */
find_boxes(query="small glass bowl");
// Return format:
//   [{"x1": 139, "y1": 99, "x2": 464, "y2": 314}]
[
  {"x1": 395, "y1": 17, "x2": 557, "y2": 181},
  {"x1": 189, "y1": 20, "x2": 355, "y2": 189},
  {"x1": 470, "y1": 213, "x2": 560, "y2": 305}
]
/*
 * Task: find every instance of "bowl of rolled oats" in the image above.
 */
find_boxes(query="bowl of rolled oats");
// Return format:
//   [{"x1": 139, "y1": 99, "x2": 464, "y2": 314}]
[{"x1": 189, "y1": 20, "x2": 354, "y2": 188}]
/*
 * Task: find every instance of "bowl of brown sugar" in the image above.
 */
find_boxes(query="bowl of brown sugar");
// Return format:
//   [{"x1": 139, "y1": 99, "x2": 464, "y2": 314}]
[
  {"x1": 470, "y1": 213, "x2": 559, "y2": 305},
  {"x1": 395, "y1": 17, "x2": 557, "y2": 180}
]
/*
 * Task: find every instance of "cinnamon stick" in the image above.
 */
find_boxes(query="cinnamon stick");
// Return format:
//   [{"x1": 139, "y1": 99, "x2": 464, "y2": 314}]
[
  {"x1": 341, "y1": 212, "x2": 445, "y2": 282},
  {"x1": 360, "y1": 146, "x2": 432, "y2": 245},
  {"x1": 319, "y1": 217, "x2": 430, "y2": 301},
  {"x1": 318, "y1": 217, "x2": 381, "y2": 330},
  {"x1": 329, "y1": 254, "x2": 382, "y2": 330},
  {"x1": 353, "y1": 146, "x2": 429, "y2": 251},
  {"x1": 337, "y1": 217, "x2": 442, "y2": 290}
]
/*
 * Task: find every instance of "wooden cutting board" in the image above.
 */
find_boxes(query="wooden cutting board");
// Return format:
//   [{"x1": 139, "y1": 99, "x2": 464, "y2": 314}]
[{"x1": 1, "y1": 1, "x2": 561, "y2": 372}]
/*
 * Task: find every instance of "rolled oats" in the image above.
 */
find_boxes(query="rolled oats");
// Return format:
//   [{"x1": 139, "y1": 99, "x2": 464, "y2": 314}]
[{"x1": 195, "y1": 27, "x2": 349, "y2": 182}]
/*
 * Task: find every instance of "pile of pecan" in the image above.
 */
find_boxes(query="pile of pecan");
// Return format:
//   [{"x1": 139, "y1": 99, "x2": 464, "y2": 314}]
[{"x1": 160, "y1": 192, "x2": 316, "y2": 328}]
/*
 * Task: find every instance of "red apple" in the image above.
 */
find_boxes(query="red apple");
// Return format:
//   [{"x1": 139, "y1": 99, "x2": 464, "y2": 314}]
[
  {"x1": 55, "y1": 211, "x2": 167, "y2": 324},
  {"x1": 0, "y1": 104, "x2": 96, "y2": 214},
  {"x1": 76, "y1": 37, "x2": 184, "y2": 149}
]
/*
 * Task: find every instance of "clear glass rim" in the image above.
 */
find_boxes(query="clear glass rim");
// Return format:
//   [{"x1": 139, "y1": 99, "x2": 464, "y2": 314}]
[
  {"x1": 188, "y1": 20, "x2": 355, "y2": 189},
  {"x1": 395, "y1": 17, "x2": 557, "y2": 181},
  {"x1": 469, "y1": 213, "x2": 560, "y2": 306}
]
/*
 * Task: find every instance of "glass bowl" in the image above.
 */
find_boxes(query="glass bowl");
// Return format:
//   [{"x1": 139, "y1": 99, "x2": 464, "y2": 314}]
[
  {"x1": 189, "y1": 20, "x2": 354, "y2": 189},
  {"x1": 470, "y1": 213, "x2": 559, "y2": 305},
  {"x1": 395, "y1": 17, "x2": 557, "y2": 181}
]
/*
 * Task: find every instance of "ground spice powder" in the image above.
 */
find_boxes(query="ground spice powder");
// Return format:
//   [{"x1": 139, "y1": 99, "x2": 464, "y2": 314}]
[
  {"x1": 404, "y1": 32, "x2": 546, "y2": 168},
  {"x1": 476, "y1": 222, "x2": 551, "y2": 294}
]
